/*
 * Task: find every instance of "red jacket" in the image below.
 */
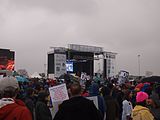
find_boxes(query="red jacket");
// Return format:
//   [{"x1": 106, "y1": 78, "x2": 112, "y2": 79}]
[{"x1": 0, "y1": 99, "x2": 32, "y2": 120}]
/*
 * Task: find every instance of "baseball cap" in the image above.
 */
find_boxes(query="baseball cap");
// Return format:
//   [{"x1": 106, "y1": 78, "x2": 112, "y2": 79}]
[
  {"x1": 136, "y1": 91, "x2": 149, "y2": 103},
  {"x1": 0, "y1": 77, "x2": 19, "y2": 91}
]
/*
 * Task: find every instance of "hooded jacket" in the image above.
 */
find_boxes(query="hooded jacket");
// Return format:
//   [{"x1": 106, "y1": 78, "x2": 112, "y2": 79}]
[
  {"x1": 89, "y1": 83, "x2": 106, "y2": 118},
  {"x1": 132, "y1": 105, "x2": 154, "y2": 120},
  {"x1": 53, "y1": 96, "x2": 103, "y2": 120},
  {"x1": 150, "y1": 92, "x2": 160, "y2": 120},
  {"x1": 0, "y1": 98, "x2": 32, "y2": 120},
  {"x1": 35, "y1": 92, "x2": 52, "y2": 120}
]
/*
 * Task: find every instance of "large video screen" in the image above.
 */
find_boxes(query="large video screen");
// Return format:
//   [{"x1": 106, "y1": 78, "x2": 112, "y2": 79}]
[
  {"x1": 66, "y1": 61, "x2": 73, "y2": 72},
  {"x1": 0, "y1": 49, "x2": 15, "y2": 71}
]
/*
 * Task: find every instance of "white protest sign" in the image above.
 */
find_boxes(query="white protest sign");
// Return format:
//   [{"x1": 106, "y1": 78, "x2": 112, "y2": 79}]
[
  {"x1": 118, "y1": 70, "x2": 129, "y2": 85},
  {"x1": 81, "y1": 72, "x2": 86, "y2": 80},
  {"x1": 49, "y1": 84, "x2": 69, "y2": 103},
  {"x1": 86, "y1": 96, "x2": 99, "y2": 109}
]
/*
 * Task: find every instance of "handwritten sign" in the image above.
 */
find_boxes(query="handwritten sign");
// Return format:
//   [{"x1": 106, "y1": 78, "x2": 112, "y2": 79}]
[{"x1": 49, "y1": 84, "x2": 69, "y2": 103}]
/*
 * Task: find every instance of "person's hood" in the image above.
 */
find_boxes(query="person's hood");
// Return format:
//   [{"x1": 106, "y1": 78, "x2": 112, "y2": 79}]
[
  {"x1": 89, "y1": 83, "x2": 99, "y2": 96},
  {"x1": 132, "y1": 105, "x2": 150, "y2": 117},
  {"x1": 102, "y1": 86, "x2": 111, "y2": 97},
  {"x1": 0, "y1": 98, "x2": 15, "y2": 108},
  {"x1": 135, "y1": 83, "x2": 144, "y2": 91},
  {"x1": 150, "y1": 92, "x2": 160, "y2": 107},
  {"x1": 0, "y1": 98, "x2": 26, "y2": 119},
  {"x1": 141, "y1": 84, "x2": 150, "y2": 92}
]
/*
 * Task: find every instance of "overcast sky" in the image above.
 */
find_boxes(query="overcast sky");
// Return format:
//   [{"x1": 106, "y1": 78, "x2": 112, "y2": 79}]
[{"x1": 0, "y1": 0, "x2": 160, "y2": 75}]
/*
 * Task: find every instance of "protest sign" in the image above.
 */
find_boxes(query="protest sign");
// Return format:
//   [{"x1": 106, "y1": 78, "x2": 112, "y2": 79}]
[
  {"x1": 81, "y1": 72, "x2": 86, "y2": 80},
  {"x1": 49, "y1": 84, "x2": 69, "y2": 103},
  {"x1": 118, "y1": 70, "x2": 129, "y2": 85}
]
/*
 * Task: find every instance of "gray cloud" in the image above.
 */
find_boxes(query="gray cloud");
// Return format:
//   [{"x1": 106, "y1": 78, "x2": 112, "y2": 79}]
[
  {"x1": 0, "y1": 0, "x2": 160, "y2": 75},
  {"x1": 10, "y1": 0, "x2": 98, "y2": 15}
]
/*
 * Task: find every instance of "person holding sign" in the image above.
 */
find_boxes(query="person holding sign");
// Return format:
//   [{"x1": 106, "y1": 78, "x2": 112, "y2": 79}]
[{"x1": 53, "y1": 83, "x2": 103, "y2": 120}]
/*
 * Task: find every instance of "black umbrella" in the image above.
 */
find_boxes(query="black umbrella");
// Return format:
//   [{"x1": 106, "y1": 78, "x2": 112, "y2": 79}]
[
  {"x1": 59, "y1": 74, "x2": 78, "y2": 82},
  {"x1": 141, "y1": 76, "x2": 160, "y2": 83},
  {"x1": 59, "y1": 74, "x2": 70, "y2": 80}
]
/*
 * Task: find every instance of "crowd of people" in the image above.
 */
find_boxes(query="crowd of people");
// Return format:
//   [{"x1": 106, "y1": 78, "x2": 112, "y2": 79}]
[{"x1": 0, "y1": 74, "x2": 160, "y2": 120}]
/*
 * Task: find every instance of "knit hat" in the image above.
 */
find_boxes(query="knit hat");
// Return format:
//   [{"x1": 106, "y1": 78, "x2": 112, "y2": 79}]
[
  {"x1": 136, "y1": 91, "x2": 148, "y2": 103},
  {"x1": 37, "y1": 91, "x2": 49, "y2": 102},
  {"x1": 0, "y1": 77, "x2": 19, "y2": 91},
  {"x1": 135, "y1": 83, "x2": 144, "y2": 91}
]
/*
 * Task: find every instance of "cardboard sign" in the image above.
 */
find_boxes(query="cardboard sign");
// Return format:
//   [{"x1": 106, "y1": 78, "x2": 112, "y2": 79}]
[
  {"x1": 118, "y1": 70, "x2": 129, "y2": 85},
  {"x1": 49, "y1": 84, "x2": 69, "y2": 103}
]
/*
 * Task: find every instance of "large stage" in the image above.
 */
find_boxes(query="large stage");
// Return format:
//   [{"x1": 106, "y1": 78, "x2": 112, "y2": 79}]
[{"x1": 47, "y1": 44, "x2": 117, "y2": 78}]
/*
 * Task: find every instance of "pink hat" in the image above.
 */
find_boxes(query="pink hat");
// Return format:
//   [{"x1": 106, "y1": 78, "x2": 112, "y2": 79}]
[{"x1": 136, "y1": 91, "x2": 148, "y2": 103}]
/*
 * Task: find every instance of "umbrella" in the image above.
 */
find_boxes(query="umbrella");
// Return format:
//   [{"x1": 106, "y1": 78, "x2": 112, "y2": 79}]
[
  {"x1": 16, "y1": 76, "x2": 29, "y2": 82},
  {"x1": 59, "y1": 74, "x2": 78, "y2": 82},
  {"x1": 141, "y1": 76, "x2": 160, "y2": 83},
  {"x1": 93, "y1": 76, "x2": 102, "y2": 82},
  {"x1": 30, "y1": 72, "x2": 42, "y2": 79}
]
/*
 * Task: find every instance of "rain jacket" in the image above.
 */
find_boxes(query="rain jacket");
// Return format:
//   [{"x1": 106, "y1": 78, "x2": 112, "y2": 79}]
[
  {"x1": 0, "y1": 98, "x2": 32, "y2": 120},
  {"x1": 53, "y1": 96, "x2": 103, "y2": 120},
  {"x1": 132, "y1": 105, "x2": 154, "y2": 120},
  {"x1": 89, "y1": 83, "x2": 106, "y2": 118},
  {"x1": 35, "y1": 92, "x2": 52, "y2": 120}
]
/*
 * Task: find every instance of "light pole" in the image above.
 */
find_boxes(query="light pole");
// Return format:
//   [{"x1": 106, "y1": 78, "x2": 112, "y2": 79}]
[
  {"x1": 44, "y1": 64, "x2": 47, "y2": 77},
  {"x1": 138, "y1": 55, "x2": 140, "y2": 76}
]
